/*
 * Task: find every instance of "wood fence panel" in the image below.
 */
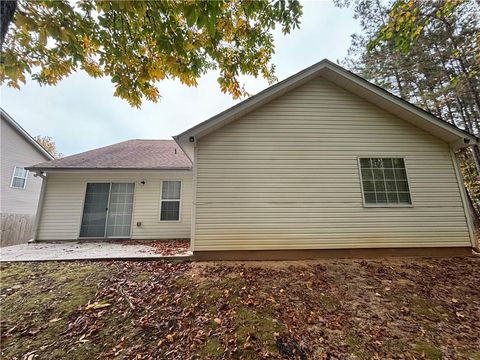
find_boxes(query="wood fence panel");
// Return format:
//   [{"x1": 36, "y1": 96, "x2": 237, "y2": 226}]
[{"x1": 0, "y1": 213, "x2": 35, "y2": 247}]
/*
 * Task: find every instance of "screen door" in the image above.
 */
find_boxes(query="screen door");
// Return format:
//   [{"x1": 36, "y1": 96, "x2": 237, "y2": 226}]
[
  {"x1": 106, "y1": 183, "x2": 135, "y2": 237},
  {"x1": 80, "y1": 182, "x2": 134, "y2": 238}
]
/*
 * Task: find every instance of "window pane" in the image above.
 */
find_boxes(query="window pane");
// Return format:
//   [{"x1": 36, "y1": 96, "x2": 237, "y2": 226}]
[
  {"x1": 376, "y1": 192, "x2": 387, "y2": 203},
  {"x1": 361, "y1": 168, "x2": 373, "y2": 180},
  {"x1": 12, "y1": 177, "x2": 26, "y2": 188},
  {"x1": 373, "y1": 169, "x2": 384, "y2": 179},
  {"x1": 11, "y1": 167, "x2": 28, "y2": 188},
  {"x1": 106, "y1": 183, "x2": 134, "y2": 237},
  {"x1": 393, "y1": 158, "x2": 405, "y2": 168},
  {"x1": 386, "y1": 181, "x2": 397, "y2": 191},
  {"x1": 387, "y1": 192, "x2": 399, "y2": 203},
  {"x1": 371, "y1": 158, "x2": 383, "y2": 168},
  {"x1": 364, "y1": 192, "x2": 376, "y2": 204},
  {"x1": 360, "y1": 158, "x2": 371, "y2": 168},
  {"x1": 398, "y1": 192, "x2": 411, "y2": 204},
  {"x1": 160, "y1": 201, "x2": 180, "y2": 220},
  {"x1": 14, "y1": 167, "x2": 27, "y2": 178},
  {"x1": 374, "y1": 181, "x2": 386, "y2": 191},
  {"x1": 397, "y1": 181, "x2": 409, "y2": 191},
  {"x1": 162, "y1": 181, "x2": 181, "y2": 200},
  {"x1": 363, "y1": 180, "x2": 375, "y2": 192},
  {"x1": 394, "y1": 169, "x2": 407, "y2": 180},
  {"x1": 359, "y1": 157, "x2": 411, "y2": 206},
  {"x1": 382, "y1": 158, "x2": 393, "y2": 168},
  {"x1": 384, "y1": 169, "x2": 395, "y2": 180}
]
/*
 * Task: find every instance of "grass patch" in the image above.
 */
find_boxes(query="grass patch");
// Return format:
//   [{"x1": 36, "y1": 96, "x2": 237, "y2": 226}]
[
  {"x1": 234, "y1": 306, "x2": 284, "y2": 346},
  {"x1": 318, "y1": 293, "x2": 339, "y2": 312},
  {"x1": 345, "y1": 333, "x2": 369, "y2": 359},
  {"x1": 0, "y1": 262, "x2": 109, "y2": 359},
  {"x1": 413, "y1": 341, "x2": 442, "y2": 359},
  {"x1": 197, "y1": 337, "x2": 224, "y2": 358},
  {"x1": 134, "y1": 271, "x2": 151, "y2": 282},
  {"x1": 409, "y1": 297, "x2": 446, "y2": 322},
  {"x1": 468, "y1": 351, "x2": 480, "y2": 360}
]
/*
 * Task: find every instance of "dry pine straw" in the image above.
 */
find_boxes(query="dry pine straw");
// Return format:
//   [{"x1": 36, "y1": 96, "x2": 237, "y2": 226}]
[{"x1": 0, "y1": 257, "x2": 479, "y2": 359}]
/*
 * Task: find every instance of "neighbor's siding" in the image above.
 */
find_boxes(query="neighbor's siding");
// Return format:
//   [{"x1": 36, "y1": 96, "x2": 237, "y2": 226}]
[
  {"x1": 36, "y1": 170, "x2": 192, "y2": 240},
  {"x1": 1, "y1": 116, "x2": 49, "y2": 246},
  {"x1": 0, "y1": 118, "x2": 46, "y2": 215},
  {"x1": 193, "y1": 76, "x2": 471, "y2": 251}
]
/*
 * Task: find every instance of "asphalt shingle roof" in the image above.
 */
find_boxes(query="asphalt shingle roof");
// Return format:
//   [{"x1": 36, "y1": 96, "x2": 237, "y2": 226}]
[{"x1": 28, "y1": 139, "x2": 192, "y2": 170}]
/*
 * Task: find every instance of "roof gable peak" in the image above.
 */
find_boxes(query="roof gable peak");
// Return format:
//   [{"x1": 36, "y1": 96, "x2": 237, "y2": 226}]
[{"x1": 175, "y1": 59, "x2": 477, "y2": 149}]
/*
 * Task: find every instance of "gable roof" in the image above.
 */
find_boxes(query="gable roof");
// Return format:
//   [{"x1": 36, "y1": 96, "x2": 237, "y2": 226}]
[
  {"x1": 174, "y1": 59, "x2": 478, "y2": 149},
  {"x1": 28, "y1": 139, "x2": 192, "y2": 171},
  {"x1": 1, "y1": 108, "x2": 54, "y2": 160}
]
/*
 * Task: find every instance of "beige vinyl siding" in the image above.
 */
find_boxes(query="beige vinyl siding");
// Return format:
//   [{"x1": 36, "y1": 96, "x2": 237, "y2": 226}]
[
  {"x1": 1, "y1": 118, "x2": 47, "y2": 215},
  {"x1": 36, "y1": 170, "x2": 192, "y2": 240},
  {"x1": 193, "y1": 76, "x2": 471, "y2": 251}
]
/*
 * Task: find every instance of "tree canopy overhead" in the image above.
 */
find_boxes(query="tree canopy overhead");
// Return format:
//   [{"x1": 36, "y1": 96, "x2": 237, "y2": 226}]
[{"x1": 0, "y1": 0, "x2": 302, "y2": 107}]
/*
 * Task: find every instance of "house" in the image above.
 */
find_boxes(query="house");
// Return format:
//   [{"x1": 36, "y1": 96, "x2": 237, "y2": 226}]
[
  {"x1": 27, "y1": 140, "x2": 193, "y2": 242},
  {"x1": 28, "y1": 60, "x2": 479, "y2": 259},
  {"x1": 1, "y1": 108, "x2": 54, "y2": 247}
]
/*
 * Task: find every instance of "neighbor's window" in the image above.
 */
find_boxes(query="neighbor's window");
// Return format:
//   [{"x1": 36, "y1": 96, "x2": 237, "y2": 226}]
[
  {"x1": 160, "y1": 181, "x2": 181, "y2": 221},
  {"x1": 359, "y1": 158, "x2": 412, "y2": 205},
  {"x1": 10, "y1": 166, "x2": 28, "y2": 189}
]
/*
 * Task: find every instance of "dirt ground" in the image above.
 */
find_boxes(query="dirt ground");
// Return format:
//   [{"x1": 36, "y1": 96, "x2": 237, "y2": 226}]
[{"x1": 1, "y1": 257, "x2": 479, "y2": 359}]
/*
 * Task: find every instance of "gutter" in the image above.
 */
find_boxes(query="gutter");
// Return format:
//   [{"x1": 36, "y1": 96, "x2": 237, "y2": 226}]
[{"x1": 25, "y1": 166, "x2": 193, "y2": 172}]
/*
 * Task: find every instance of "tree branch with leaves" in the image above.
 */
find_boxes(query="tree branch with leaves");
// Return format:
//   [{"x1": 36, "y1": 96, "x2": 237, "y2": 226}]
[{"x1": 0, "y1": 0, "x2": 302, "y2": 107}]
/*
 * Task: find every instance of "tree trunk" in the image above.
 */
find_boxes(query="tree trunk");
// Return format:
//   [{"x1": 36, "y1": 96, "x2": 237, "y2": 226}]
[
  {"x1": 471, "y1": 144, "x2": 480, "y2": 176},
  {"x1": 0, "y1": 0, "x2": 17, "y2": 51}
]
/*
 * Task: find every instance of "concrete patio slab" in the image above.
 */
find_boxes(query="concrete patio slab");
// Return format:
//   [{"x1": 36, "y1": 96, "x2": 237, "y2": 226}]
[{"x1": 0, "y1": 241, "x2": 192, "y2": 262}]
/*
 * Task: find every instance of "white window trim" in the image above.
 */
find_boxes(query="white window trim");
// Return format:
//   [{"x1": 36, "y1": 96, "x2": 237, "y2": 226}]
[
  {"x1": 10, "y1": 166, "x2": 29, "y2": 189},
  {"x1": 357, "y1": 156, "x2": 414, "y2": 208},
  {"x1": 159, "y1": 180, "x2": 182, "y2": 222}
]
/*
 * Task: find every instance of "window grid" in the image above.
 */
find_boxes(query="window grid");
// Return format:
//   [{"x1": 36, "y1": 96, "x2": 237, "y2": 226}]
[
  {"x1": 160, "y1": 181, "x2": 181, "y2": 221},
  {"x1": 359, "y1": 158, "x2": 412, "y2": 206},
  {"x1": 11, "y1": 166, "x2": 28, "y2": 189}
]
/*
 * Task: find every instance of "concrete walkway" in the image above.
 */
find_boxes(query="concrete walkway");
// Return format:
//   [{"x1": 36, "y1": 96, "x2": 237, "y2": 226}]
[{"x1": 0, "y1": 241, "x2": 192, "y2": 262}]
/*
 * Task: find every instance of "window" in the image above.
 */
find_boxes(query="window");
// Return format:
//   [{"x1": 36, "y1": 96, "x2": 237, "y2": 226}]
[
  {"x1": 10, "y1": 166, "x2": 28, "y2": 189},
  {"x1": 160, "y1": 181, "x2": 181, "y2": 221},
  {"x1": 359, "y1": 158, "x2": 412, "y2": 205}
]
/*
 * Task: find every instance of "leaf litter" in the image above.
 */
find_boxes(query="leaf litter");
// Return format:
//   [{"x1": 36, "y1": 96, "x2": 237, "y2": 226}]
[{"x1": 1, "y1": 257, "x2": 479, "y2": 359}]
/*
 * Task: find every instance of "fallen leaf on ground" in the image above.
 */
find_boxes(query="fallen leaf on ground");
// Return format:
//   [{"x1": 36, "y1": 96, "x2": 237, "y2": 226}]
[{"x1": 85, "y1": 302, "x2": 111, "y2": 310}]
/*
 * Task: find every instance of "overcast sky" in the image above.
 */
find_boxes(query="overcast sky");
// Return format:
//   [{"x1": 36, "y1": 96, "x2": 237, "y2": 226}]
[{"x1": 1, "y1": 1, "x2": 360, "y2": 156}]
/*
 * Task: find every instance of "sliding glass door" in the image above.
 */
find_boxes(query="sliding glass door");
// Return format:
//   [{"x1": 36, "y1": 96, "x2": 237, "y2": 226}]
[
  {"x1": 106, "y1": 183, "x2": 135, "y2": 237},
  {"x1": 80, "y1": 182, "x2": 134, "y2": 238},
  {"x1": 80, "y1": 183, "x2": 110, "y2": 238}
]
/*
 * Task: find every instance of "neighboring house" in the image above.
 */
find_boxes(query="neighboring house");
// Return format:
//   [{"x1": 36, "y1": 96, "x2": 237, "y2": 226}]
[
  {"x1": 28, "y1": 60, "x2": 479, "y2": 259},
  {"x1": 1, "y1": 108, "x2": 54, "y2": 247}
]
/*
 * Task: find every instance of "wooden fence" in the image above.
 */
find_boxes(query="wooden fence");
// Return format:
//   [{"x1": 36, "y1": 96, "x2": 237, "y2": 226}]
[{"x1": 0, "y1": 213, "x2": 35, "y2": 247}]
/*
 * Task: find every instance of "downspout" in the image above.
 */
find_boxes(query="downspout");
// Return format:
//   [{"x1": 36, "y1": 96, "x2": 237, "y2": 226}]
[
  {"x1": 31, "y1": 171, "x2": 47, "y2": 243},
  {"x1": 189, "y1": 141, "x2": 198, "y2": 253}
]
